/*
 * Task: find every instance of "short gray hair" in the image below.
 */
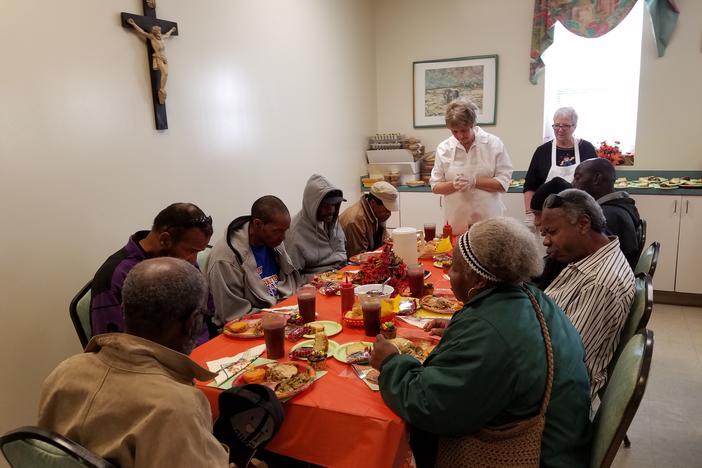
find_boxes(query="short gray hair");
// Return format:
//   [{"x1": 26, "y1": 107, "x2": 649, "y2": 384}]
[
  {"x1": 459, "y1": 217, "x2": 543, "y2": 284},
  {"x1": 123, "y1": 257, "x2": 207, "y2": 333},
  {"x1": 553, "y1": 107, "x2": 578, "y2": 125},
  {"x1": 445, "y1": 97, "x2": 478, "y2": 128},
  {"x1": 543, "y1": 188, "x2": 606, "y2": 233}
]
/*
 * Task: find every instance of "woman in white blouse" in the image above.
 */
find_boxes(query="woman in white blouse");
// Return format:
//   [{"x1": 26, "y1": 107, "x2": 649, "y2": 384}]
[{"x1": 429, "y1": 98, "x2": 513, "y2": 234}]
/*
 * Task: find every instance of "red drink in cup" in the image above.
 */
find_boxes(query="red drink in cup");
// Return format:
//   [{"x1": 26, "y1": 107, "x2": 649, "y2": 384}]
[
  {"x1": 297, "y1": 285, "x2": 317, "y2": 323},
  {"x1": 408, "y1": 264, "x2": 424, "y2": 298},
  {"x1": 361, "y1": 300, "x2": 381, "y2": 337},
  {"x1": 424, "y1": 223, "x2": 436, "y2": 241},
  {"x1": 262, "y1": 314, "x2": 286, "y2": 359}
]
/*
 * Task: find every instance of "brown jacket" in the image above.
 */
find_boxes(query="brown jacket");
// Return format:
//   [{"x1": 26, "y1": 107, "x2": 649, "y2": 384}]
[
  {"x1": 339, "y1": 197, "x2": 387, "y2": 258},
  {"x1": 37, "y1": 334, "x2": 229, "y2": 468}
]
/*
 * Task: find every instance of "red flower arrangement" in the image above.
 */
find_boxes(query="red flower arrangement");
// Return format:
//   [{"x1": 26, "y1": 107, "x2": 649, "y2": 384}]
[
  {"x1": 356, "y1": 243, "x2": 408, "y2": 296},
  {"x1": 596, "y1": 140, "x2": 624, "y2": 166}
]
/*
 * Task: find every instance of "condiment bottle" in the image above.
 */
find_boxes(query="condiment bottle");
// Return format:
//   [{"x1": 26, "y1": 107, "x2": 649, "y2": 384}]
[
  {"x1": 340, "y1": 275, "x2": 355, "y2": 325},
  {"x1": 442, "y1": 222, "x2": 453, "y2": 239}
]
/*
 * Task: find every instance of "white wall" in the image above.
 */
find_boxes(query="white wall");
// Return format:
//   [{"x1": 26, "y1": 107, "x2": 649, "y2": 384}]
[
  {"x1": 0, "y1": 0, "x2": 376, "y2": 433},
  {"x1": 375, "y1": 0, "x2": 702, "y2": 171}
]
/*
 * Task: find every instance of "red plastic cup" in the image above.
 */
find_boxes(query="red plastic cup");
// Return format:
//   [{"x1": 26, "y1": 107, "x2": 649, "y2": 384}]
[
  {"x1": 408, "y1": 264, "x2": 424, "y2": 298},
  {"x1": 360, "y1": 294, "x2": 381, "y2": 337},
  {"x1": 262, "y1": 314, "x2": 286, "y2": 359},
  {"x1": 297, "y1": 285, "x2": 317, "y2": 323}
]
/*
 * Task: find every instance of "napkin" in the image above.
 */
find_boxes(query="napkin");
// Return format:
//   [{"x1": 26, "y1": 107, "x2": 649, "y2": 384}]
[
  {"x1": 435, "y1": 236, "x2": 453, "y2": 253},
  {"x1": 207, "y1": 344, "x2": 266, "y2": 385},
  {"x1": 398, "y1": 315, "x2": 434, "y2": 328},
  {"x1": 260, "y1": 305, "x2": 298, "y2": 315}
]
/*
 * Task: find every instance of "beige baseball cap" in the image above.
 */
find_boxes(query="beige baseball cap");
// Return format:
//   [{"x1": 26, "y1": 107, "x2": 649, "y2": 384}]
[{"x1": 370, "y1": 181, "x2": 399, "y2": 211}]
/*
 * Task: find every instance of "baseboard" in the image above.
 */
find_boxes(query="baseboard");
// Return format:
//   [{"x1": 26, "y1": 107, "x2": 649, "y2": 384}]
[{"x1": 654, "y1": 290, "x2": 702, "y2": 307}]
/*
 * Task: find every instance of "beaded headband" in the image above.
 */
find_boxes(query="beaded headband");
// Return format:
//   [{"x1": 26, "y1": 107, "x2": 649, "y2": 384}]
[{"x1": 457, "y1": 231, "x2": 499, "y2": 283}]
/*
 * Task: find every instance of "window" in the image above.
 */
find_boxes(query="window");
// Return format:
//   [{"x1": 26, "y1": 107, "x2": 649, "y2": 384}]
[{"x1": 542, "y1": 1, "x2": 644, "y2": 153}]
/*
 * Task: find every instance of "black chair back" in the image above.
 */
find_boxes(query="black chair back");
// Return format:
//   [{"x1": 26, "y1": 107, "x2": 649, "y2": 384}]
[{"x1": 69, "y1": 281, "x2": 92, "y2": 348}]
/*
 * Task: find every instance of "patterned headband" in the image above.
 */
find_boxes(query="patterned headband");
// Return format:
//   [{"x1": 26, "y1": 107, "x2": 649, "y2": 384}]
[{"x1": 458, "y1": 231, "x2": 500, "y2": 283}]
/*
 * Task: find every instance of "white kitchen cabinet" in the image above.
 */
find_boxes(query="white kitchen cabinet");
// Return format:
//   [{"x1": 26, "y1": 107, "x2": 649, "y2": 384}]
[
  {"x1": 398, "y1": 192, "x2": 445, "y2": 232},
  {"x1": 630, "y1": 195, "x2": 680, "y2": 291},
  {"x1": 675, "y1": 197, "x2": 702, "y2": 294},
  {"x1": 631, "y1": 194, "x2": 702, "y2": 294}
]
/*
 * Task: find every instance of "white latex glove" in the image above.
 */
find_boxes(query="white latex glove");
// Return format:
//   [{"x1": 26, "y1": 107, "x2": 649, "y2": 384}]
[{"x1": 453, "y1": 177, "x2": 469, "y2": 192}]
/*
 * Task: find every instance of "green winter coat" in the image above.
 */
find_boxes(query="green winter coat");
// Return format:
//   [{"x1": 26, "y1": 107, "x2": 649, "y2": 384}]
[{"x1": 379, "y1": 283, "x2": 592, "y2": 468}]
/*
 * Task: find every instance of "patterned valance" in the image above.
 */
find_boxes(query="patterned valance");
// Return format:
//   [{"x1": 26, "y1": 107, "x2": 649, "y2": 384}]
[{"x1": 530, "y1": 0, "x2": 679, "y2": 84}]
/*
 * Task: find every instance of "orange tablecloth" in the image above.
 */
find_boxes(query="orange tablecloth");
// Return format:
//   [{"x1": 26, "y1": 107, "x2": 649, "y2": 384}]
[{"x1": 190, "y1": 259, "x2": 450, "y2": 468}]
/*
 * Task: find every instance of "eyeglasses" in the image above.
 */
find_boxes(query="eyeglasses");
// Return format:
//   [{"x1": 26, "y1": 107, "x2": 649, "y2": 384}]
[
  {"x1": 164, "y1": 215, "x2": 212, "y2": 231},
  {"x1": 552, "y1": 124, "x2": 574, "y2": 130}
]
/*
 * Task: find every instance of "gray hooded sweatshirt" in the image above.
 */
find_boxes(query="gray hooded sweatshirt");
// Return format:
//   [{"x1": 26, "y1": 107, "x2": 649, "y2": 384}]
[
  {"x1": 205, "y1": 220, "x2": 300, "y2": 325},
  {"x1": 286, "y1": 174, "x2": 347, "y2": 277}
]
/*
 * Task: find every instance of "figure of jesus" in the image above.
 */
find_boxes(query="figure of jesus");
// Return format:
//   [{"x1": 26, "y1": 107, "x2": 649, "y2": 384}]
[{"x1": 127, "y1": 18, "x2": 176, "y2": 104}]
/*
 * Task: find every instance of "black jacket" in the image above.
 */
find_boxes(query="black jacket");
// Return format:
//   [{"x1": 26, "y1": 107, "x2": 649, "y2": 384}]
[{"x1": 599, "y1": 192, "x2": 641, "y2": 268}]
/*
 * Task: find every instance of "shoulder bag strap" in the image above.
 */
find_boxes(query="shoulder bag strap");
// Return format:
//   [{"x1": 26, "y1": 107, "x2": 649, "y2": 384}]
[{"x1": 522, "y1": 285, "x2": 554, "y2": 417}]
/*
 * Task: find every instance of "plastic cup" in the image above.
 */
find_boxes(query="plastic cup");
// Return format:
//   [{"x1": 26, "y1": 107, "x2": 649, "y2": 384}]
[
  {"x1": 424, "y1": 223, "x2": 436, "y2": 241},
  {"x1": 297, "y1": 285, "x2": 317, "y2": 323},
  {"x1": 262, "y1": 313, "x2": 286, "y2": 359},
  {"x1": 360, "y1": 294, "x2": 381, "y2": 337},
  {"x1": 408, "y1": 264, "x2": 425, "y2": 298}
]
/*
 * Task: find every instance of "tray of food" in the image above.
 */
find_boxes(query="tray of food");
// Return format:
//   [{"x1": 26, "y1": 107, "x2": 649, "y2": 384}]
[
  {"x1": 348, "y1": 251, "x2": 383, "y2": 264},
  {"x1": 420, "y1": 295, "x2": 462, "y2": 315},
  {"x1": 223, "y1": 318, "x2": 263, "y2": 339}
]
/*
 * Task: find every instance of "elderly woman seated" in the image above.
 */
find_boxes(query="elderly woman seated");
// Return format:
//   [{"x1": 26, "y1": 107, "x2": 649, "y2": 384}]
[{"x1": 370, "y1": 217, "x2": 592, "y2": 468}]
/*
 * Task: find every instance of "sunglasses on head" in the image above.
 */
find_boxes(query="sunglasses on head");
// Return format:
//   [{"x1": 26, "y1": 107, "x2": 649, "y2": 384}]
[{"x1": 164, "y1": 215, "x2": 212, "y2": 231}]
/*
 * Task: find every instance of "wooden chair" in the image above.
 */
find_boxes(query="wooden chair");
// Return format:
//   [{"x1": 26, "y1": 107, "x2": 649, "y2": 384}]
[
  {"x1": 634, "y1": 241, "x2": 660, "y2": 279},
  {"x1": 0, "y1": 426, "x2": 115, "y2": 468},
  {"x1": 590, "y1": 329, "x2": 654, "y2": 468},
  {"x1": 68, "y1": 281, "x2": 92, "y2": 349}
]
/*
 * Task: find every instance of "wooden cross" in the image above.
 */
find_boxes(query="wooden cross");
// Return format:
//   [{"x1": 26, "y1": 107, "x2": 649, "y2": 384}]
[{"x1": 121, "y1": 1, "x2": 178, "y2": 130}]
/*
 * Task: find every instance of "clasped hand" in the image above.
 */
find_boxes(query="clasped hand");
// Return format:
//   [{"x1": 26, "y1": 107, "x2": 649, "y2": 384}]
[{"x1": 453, "y1": 174, "x2": 476, "y2": 192}]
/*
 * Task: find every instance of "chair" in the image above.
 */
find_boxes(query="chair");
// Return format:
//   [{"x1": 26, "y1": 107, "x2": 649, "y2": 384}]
[
  {"x1": 0, "y1": 426, "x2": 115, "y2": 468},
  {"x1": 600, "y1": 273, "x2": 653, "y2": 448},
  {"x1": 589, "y1": 329, "x2": 654, "y2": 468},
  {"x1": 69, "y1": 281, "x2": 92, "y2": 349},
  {"x1": 634, "y1": 241, "x2": 660, "y2": 279},
  {"x1": 635, "y1": 219, "x2": 647, "y2": 260}
]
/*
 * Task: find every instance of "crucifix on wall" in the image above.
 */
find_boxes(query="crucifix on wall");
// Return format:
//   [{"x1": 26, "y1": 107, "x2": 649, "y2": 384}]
[{"x1": 121, "y1": 1, "x2": 178, "y2": 130}]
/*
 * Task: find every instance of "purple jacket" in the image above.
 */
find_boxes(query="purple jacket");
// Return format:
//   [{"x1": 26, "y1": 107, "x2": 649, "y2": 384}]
[{"x1": 89, "y1": 231, "x2": 211, "y2": 345}]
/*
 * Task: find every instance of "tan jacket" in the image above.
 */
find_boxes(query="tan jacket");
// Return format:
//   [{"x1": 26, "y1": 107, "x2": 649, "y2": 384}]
[
  {"x1": 339, "y1": 197, "x2": 387, "y2": 258},
  {"x1": 37, "y1": 334, "x2": 229, "y2": 468}
]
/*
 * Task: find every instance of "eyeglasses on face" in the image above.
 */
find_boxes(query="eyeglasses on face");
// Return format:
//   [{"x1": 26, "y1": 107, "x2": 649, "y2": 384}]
[
  {"x1": 165, "y1": 215, "x2": 212, "y2": 231},
  {"x1": 552, "y1": 124, "x2": 574, "y2": 130}
]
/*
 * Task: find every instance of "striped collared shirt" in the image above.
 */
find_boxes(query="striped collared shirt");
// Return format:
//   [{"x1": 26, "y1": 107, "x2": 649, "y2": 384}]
[{"x1": 545, "y1": 237, "x2": 635, "y2": 397}]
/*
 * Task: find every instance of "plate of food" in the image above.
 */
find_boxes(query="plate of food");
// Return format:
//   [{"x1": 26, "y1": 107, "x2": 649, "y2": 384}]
[
  {"x1": 334, "y1": 341, "x2": 374, "y2": 364},
  {"x1": 235, "y1": 362, "x2": 316, "y2": 400},
  {"x1": 223, "y1": 319, "x2": 263, "y2": 339},
  {"x1": 312, "y1": 270, "x2": 357, "y2": 286},
  {"x1": 433, "y1": 254, "x2": 452, "y2": 269},
  {"x1": 303, "y1": 320, "x2": 342, "y2": 338},
  {"x1": 289, "y1": 338, "x2": 339, "y2": 360},
  {"x1": 388, "y1": 337, "x2": 436, "y2": 363},
  {"x1": 420, "y1": 295, "x2": 463, "y2": 315},
  {"x1": 348, "y1": 251, "x2": 382, "y2": 264}
]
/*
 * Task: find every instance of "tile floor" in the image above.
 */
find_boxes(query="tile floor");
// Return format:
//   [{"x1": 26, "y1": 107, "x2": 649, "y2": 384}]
[{"x1": 612, "y1": 303, "x2": 702, "y2": 468}]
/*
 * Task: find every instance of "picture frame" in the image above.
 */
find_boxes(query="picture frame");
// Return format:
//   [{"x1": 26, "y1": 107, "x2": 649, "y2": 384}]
[{"x1": 413, "y1": 55, "x2": 498, "y2": 128}]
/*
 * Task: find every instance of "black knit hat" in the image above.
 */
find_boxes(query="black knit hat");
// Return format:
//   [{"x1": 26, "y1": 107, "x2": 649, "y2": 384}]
[
  {"x1": 213, "y1": 384, "x2": 284, "y2": 468},
  {"x1": 530, "y1": 177, "x2": 572, "y2": 211}
]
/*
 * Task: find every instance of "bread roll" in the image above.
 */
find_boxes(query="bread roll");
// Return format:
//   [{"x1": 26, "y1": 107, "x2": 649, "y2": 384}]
[
  {"x1": 313, "y1": 332, "x2": 329, "y2": 353},
  {"x1": 242, "y1": 368, "x2": 266, "y2": 384}
]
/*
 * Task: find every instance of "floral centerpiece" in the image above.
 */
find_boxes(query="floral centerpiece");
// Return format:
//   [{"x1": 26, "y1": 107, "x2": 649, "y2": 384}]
[
  {"x1": 355, "y1": 244, "x2": 408, "y2": 296},
  {"x1": 596, "y1": 140, "x2": 634, "y2": 166}
]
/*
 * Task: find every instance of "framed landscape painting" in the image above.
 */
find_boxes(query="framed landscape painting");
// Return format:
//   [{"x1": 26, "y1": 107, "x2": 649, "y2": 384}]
[{"x1": 413, "y1": 55, "x2": 498, "y2": 128}]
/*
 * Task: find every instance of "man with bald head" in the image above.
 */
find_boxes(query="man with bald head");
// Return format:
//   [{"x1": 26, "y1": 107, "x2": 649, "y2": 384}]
[
  {"x1": 39, "y1": 258, "x2": 231, "y2": 467},
  {"x1": 573, "y1": 158, "x2": 642, "y2": 267},
  {"x1": 90, "y1": 202, "x2": 214, "y2": 342}
]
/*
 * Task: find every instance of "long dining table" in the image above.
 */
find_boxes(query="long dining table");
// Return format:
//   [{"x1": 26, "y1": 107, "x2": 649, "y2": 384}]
[{"x1": 190, "y1": 258, "x2": 450, "y2": 468}]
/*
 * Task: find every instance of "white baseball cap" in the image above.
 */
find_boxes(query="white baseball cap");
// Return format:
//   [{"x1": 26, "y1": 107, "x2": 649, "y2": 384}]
[{"x1": 370, "y1": 181, "x2": 399, "y2": 211}]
